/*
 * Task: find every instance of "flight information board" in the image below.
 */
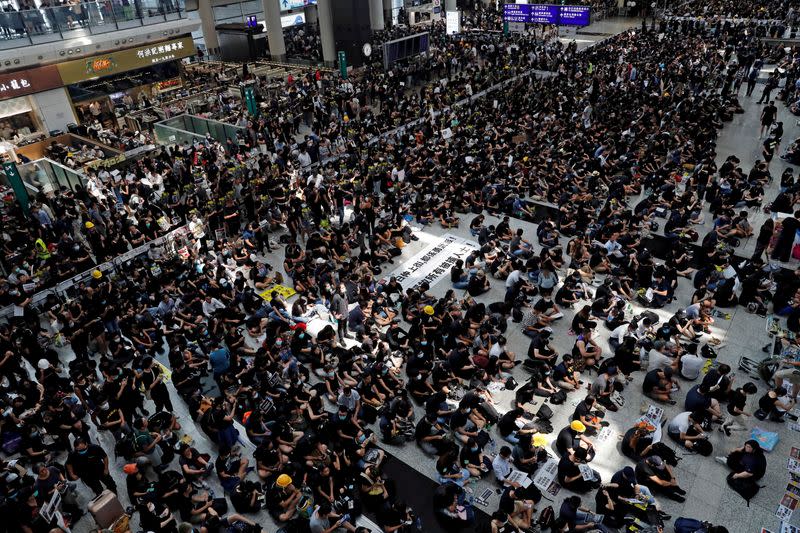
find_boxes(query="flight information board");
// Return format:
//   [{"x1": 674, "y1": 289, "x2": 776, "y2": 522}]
[{"x1": 502, "y1": 4, "x2": 591, "y2": 26}]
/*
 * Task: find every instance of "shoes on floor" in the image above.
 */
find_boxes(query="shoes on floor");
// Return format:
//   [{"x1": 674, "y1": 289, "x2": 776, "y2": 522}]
[{"x1": 714, "y1": 456, "x2": 728, "y2": 465}]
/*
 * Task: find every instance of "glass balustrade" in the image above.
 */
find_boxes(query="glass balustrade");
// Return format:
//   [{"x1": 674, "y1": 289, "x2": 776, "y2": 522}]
[{"x1": 0, "y1": 0, "x2": 186, "y2": 50}]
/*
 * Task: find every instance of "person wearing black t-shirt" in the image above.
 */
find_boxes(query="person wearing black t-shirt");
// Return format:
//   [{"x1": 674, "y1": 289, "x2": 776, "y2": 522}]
[
  {"x1": 722, "y1": 382, "x2": 757, "y2": 435},
  {"x1": 571, "y1": 395, "x2": 604, "y2": 435},
  {"x1": 635, "y1": 455, "x2": 686, "y2": 502},
  {"x1": 557, "y1": 448, "x2": 600, "y2": 493}
]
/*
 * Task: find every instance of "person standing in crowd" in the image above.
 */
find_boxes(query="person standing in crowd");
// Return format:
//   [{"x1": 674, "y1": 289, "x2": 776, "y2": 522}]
[{"x1": 66, "y1": 437, "x2": 116, "y2": 496}]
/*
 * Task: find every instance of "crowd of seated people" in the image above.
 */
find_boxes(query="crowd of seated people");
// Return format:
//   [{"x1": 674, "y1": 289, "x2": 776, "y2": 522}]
[{"x1": 1, "y1": 4, "x2": 799, "y2": 533}]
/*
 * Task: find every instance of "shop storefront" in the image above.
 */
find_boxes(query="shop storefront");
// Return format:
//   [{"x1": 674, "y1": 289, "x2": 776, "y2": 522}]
[
  {"x1": 56, "y1": 36, "x2": 197, "y2": 127},
  {"x1": 0, "y1": 66, "x2": 64, "y2": 147}
]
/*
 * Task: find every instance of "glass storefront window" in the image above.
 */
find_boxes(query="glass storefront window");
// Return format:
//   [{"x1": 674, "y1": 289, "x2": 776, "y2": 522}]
[{"x1": 0, "y1": 96, "x2": 44, "y2": 143}]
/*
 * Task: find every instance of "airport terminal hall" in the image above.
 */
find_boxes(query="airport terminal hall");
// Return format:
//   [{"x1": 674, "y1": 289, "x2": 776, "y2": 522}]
[{"x1": 5, "y1": 0, "x2": 800, "y2": 532}]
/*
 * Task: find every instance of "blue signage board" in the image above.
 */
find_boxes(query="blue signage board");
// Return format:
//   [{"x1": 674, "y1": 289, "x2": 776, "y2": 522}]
[
  {"x1": 558, "y1": 5, "x2": 591, "y2": 26},
  {"x1": 502, "y1": 4, "x2": 591, "y2": 26},
  {"x1": 503, "y1": 3, "x2": 558, "y2": 24}
]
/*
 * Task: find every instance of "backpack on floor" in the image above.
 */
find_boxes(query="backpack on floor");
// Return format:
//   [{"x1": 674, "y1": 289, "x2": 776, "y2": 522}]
[
  {"x1": 637, "y1": 311, "x2": 660, "y2": 326},
  {"x1": 650, "y1": 442, "x2": 679, "y2": 466},
  {"x1": 674, "y1": 518, "x2": 706, "y2": 533},
  {"x1": 549, "y1": 389, "x2": 567, "y2": 405},
  {"x1": 536, "y1": 404, "x2": 554, "y2": 420},
  {"x1": 701, "y1": 344, "x2": 718, "y2": 359},
  {"x1": 538, "y1": 506, "x2": 555, "y2": 530},
  {"x1": 692, "y1": 438, "x2": 713, "y2": 456}
]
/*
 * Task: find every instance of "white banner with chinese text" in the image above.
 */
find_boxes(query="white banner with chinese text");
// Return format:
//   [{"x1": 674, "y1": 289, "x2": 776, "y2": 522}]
[{"x1": 382, "y1": 233, "x2": 478, "y2": 291}]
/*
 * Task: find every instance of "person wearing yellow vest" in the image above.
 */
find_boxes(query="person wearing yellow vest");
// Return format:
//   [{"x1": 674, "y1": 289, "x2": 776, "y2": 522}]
[{"x1": 34, "y1": 238, "x2": 51, "y2": 261}]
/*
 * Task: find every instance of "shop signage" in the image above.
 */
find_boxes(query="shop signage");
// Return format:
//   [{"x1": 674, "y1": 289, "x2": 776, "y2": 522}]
[
  {"x1": 84, "y1": 154, "x2": 126, "y2": 170},
  {"x1": 86, "y1": 57, "x2": 116, "y2": 76},
  {"x1": 58, "y1": 36, "x2": 196, "y2": 85},
  {"x1": 0, "y1": 65, "x2": 63, "y2": 101},
  {"x1": 156, "y1": 78, "x2": 183, "y2": 92}
]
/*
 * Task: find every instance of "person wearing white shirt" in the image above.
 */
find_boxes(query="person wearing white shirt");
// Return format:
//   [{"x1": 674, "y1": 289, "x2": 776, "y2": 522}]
[
  {"x1": 647, "y1": 341, "x2": 677, "y2": 372},
  {"x1": 604, "y1": 232, "x2": 623, "y2": 258},
  {"x1": 492, "y1": 446, "x2": 519, "y2": 488},
  {"x1": 297, "y1": 148, "x2": 312, "y2": 168},
  {"x1": 679, "y1": 349, "x2": 704, "y2": 381},
  {"x1": 505, "y1": 269, "x2": 522, "y2": 289},
  {"x1": 202, "y1": 296, "x2": 226, "y2": 317},
  {"x1": 609, "y1": 322, "x2": 634, "y2": 351}
]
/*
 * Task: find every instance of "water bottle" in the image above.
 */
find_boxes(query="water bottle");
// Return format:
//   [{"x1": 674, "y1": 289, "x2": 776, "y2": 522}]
[{"x1": 488, "y1": 438, "x2": 497, "y2": 456}]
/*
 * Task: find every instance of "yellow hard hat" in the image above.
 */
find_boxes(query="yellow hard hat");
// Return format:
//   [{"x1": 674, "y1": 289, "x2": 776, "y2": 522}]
[
  {"x1": 423, "y1": 305, "x2": 434, "y2": 316},
  {"x1": 85, "y1": 221, "x2": 94, "y2": 229},
  {"x1": 276, "y1": 474, "x2": 292, "y2": 488},
  {"x1": 533, "y1": 435, "x2": 548, "y2": 448},
  {"x1": 92, "y1": 270, "x2": 102, "y2": 279},
  {"x1": 570, "y1": 420, "x2": 586, "y2": 433}
]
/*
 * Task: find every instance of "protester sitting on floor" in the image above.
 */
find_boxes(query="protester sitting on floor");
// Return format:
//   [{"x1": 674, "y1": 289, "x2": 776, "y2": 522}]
[
  {"x1": 556, "y1": 420, "x2": 596, "y2": 461},
  {"x1": 755, "y1": 386, "x2": 796, "y2": 422},
  {"x1": 716, "y1": 439, "x2": 767, "y2": 504},
  {"x1": 667, "y1": 411, "x2": 711, "y2": 454},
  {"x1": 557, "y1": 447, "x2": 602, "y2": 493},
  {"x1": 635, "y1": 455, "x2": 687, "y2": 502},
  {"x1": 642, "y1": 367, "x2": 679, "y2": 405}
]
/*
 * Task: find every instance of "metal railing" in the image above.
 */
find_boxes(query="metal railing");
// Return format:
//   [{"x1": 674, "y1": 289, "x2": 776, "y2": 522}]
[
  {"x1": 154, "y1": 113, "x2": 245, "y2": 146},
  {"x1": 0, "y1": 0, "x2": 187, "y2": 50}
]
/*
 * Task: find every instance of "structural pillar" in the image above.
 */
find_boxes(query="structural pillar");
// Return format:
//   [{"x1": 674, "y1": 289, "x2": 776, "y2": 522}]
[
  {"x1": 197, "y1": 0, "x2": 219, "y2": 56},
  {"x1": 317, "y1": 0, "x2": 336, "y2": 65},
  {"x1": 383, "y1": 0, "x2": 393, "y2": 26},
  {"x1": 370, "y1": 0, "x2": 384, "y2": 30},
  {"x1": 304, "y1": 4, "x2": 318, "y2": 26},
  {"x1": 262, "y1": 0, "x2": 286, "y2": 60}
]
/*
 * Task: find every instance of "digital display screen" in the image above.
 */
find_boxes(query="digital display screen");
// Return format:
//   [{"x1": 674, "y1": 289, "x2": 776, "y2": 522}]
[{"x1": 502, "y1": 4, "x2": 591, "y2": 26}]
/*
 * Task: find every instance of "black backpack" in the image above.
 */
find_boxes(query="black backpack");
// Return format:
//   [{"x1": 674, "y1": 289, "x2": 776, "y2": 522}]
[
  {"x1": 114, "y1": 432, "x2": 137, "y2": 460},
  {"x1": 536, "y1": 404, "x2": 554, "y2": 420},
  {"x1": 692, "y1": 438, "x2": 713, "y2": 456},
  {"x1": 534, "y1": 419, "x2": 554, "y2": 434},
  {"x1": 549, "y1": 389, "x2": 567, "y2": 405},
  {"x1": 701, "y1": 344, "x2": 718, "y2": 359},
  {"x1": 538, "y1": 506, "x2": 556, "y2": 530}
]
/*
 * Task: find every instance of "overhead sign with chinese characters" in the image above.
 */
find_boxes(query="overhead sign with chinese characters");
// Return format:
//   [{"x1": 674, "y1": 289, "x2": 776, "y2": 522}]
[
  {"x1": 0, "y1": 65, "x2": 63, "y2": 102},
  {"x1": 558, "y1": 5, "x2": 591, "y2": 25},
  {"x1": 502, "y1": 4, "x2": 591, "y2": 26},
  {"x1": 57, "y1": 36, "x2": 196, "y2": 85}
]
